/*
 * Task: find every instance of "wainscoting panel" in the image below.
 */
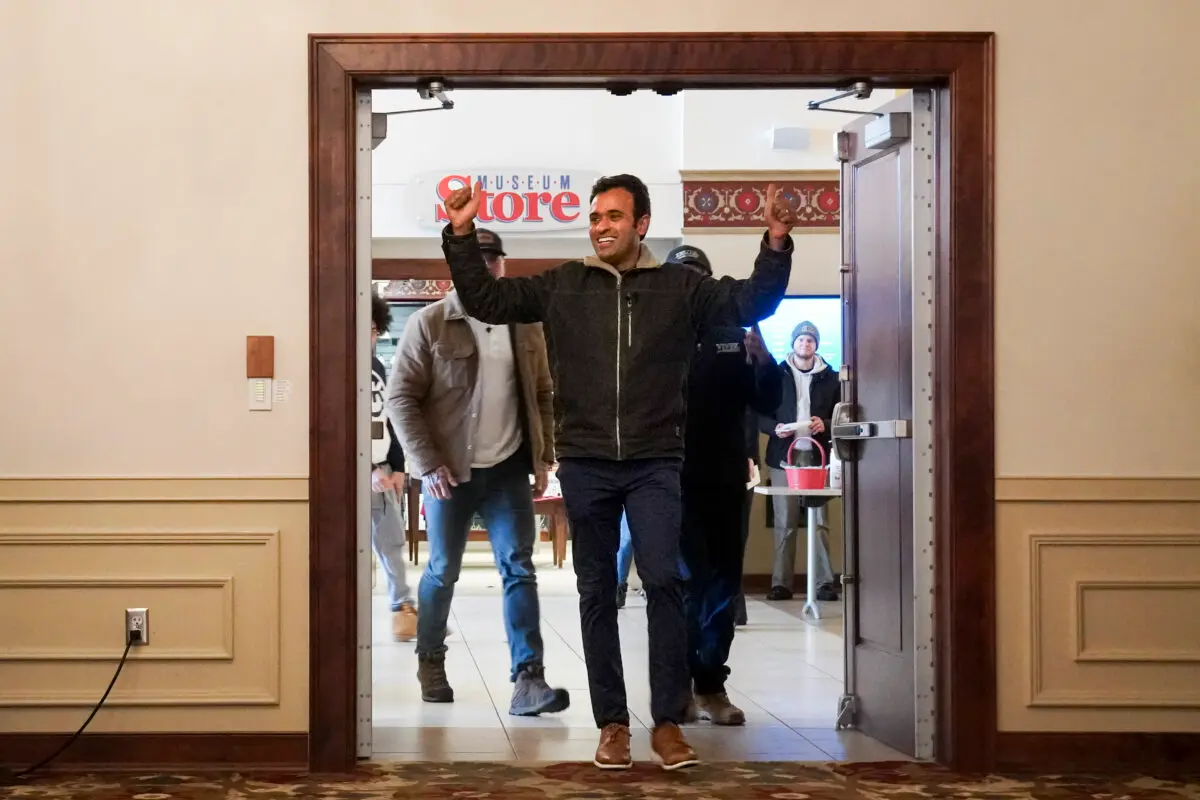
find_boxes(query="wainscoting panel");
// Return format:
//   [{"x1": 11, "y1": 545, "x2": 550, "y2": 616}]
[
  {"x1": 0, "y1": 478, "x2": 307, "y2": 734},
  {"x1": 1075, "y1": 580, "x2": 1200, "y2": 664},
  {"x1": 0, "y1": 575, "x2": 236, "y2": 663},
  {"x1": 997, "y1": 478, "x2": 1200, "y2": 733}
]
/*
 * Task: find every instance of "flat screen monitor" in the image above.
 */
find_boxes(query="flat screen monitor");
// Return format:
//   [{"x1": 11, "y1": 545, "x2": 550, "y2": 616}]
[{"x1": 750, "y1": 295, "x2": 843, "y2": 370}]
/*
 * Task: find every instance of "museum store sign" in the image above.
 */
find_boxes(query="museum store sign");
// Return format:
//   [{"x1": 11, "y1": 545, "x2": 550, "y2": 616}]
[{"x1": 404, "y1": 169, "x2": 602, "y2": 233}]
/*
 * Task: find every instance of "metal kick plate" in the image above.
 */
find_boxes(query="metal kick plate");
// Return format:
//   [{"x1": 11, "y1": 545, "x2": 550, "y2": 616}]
[{"x1": 832, "y1": 419, "x2": 912, "y2": 440}]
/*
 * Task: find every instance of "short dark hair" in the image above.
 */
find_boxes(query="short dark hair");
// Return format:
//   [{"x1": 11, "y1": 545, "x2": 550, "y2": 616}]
[
  {"x1": 590, "y1": 174, "x2": 651, "y2": 222},
  {"x1": 370, "y1": 290, "x2": 391, "y2": 335}
]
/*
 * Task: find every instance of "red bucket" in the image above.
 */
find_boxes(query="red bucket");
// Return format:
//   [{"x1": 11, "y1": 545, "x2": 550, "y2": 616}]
[{"x1": 783, "y1": 437, "x2": 827, "y2": 490}]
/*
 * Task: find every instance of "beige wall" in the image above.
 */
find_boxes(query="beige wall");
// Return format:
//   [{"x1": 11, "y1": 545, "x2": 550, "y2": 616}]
[{"x1": 2, "y1": 0, "x2": 1198, "y2": 735}]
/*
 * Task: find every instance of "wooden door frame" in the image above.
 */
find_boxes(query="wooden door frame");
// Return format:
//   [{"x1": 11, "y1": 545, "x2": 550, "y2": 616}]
[{"x1": 310, "y1": 32, "x2": 996, "y2": 775}]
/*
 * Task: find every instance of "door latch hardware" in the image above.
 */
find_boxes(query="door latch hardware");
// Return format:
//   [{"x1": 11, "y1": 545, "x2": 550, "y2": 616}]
[
  {"x1": 830, "y1": 402, "x2": 860, "y2": 462},
  {"x1": 832, "y1": 419, "x2": 911, "y2": 440}
]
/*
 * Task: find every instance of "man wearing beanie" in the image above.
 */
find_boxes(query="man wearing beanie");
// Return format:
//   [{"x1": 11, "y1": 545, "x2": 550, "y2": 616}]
[
  {"x1": 664, "y1": 244, "x2": 783, "y2": 726},
  {"x1": 760, "y1": 321, "x2": 840, "y2": 602}
]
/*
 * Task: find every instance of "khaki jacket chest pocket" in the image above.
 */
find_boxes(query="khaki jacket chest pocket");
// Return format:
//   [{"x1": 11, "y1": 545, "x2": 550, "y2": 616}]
[
  {"x1": 517, "y1": 341, "x2": 539, "y2": 392},
  {"x1": 432, "y1": 339, "x2": 475, "y2": 390}
]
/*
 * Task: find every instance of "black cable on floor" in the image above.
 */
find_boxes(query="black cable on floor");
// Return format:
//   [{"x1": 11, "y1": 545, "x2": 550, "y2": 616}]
[{"x1": 3, "y1": 636, "x2": 135, "y2": 783}]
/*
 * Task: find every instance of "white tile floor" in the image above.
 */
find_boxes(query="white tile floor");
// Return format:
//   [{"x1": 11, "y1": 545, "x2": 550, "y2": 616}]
[{"x1": 370, "y1": 547, "x2": 911, "y2": 763}]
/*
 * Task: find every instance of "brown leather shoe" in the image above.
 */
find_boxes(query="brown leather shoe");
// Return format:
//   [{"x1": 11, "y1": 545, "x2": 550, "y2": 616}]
[
  {"x1": 593, "y1": 723, "x2": 632, "y2": 770},
  {"x1": 392, "y1": 602, "x2": 417, "y2": 642},
  {"x1": 651, "y1": 722, "x2": 699, "y2": 770}
]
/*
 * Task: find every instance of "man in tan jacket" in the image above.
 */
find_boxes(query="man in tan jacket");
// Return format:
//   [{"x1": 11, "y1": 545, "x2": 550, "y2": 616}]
[{"x1": 386, "y1": 228, "x2": 568, "y2": 717}]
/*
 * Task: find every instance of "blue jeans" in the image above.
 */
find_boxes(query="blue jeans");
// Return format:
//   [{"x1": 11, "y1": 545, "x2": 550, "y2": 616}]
[
  {"x1": 416, "y1": 450, "x2": 544, "y2": 680},
  {"x1": 616, "y1": 513, "x2": 633, "y2": 584}
]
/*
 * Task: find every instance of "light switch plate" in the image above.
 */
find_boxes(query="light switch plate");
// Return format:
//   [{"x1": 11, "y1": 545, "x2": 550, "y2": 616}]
[{"x1": 248, "y1": 378, "x2": 273, "y2": 411}]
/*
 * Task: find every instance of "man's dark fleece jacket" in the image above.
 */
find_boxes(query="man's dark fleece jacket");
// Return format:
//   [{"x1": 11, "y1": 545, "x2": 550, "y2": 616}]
[
  {"x1": 682, "y1": 324, "x2": 783, "y2": 485},
  {"x1": 441, "y1": 226, "x2": 793, "y2": 463}
]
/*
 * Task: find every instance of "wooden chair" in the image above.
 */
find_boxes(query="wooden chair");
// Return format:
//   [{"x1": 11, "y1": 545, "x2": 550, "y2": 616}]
[
  {"x1": 404, "y1": 477, "x2": 569, "y2": 567},
  {"x1": 532, "y1": 494, "x2": 569, "y2": 568}
]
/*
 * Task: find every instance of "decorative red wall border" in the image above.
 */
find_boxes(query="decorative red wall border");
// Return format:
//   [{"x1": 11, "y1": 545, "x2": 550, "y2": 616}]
[
  {"x1": 682, "y1": 171, "x2": 839, "y2": 232},
  {"x1": 376, "y1": 278, "x2": 453, "y2": 300}
]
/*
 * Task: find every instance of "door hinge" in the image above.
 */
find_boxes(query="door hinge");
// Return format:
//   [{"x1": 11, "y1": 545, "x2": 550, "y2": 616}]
[
  {"x1": 840, "y1": 573, "x2": 857, "y2": 586},
  {"x1": 839, "y1": 367, "x2": 851, "y2": 382},
  {"x1": 836, "y1": 694, "x2": 858, "y2": 729},
  {"x1": 839, "y1": 263, "x2": 852, "y2": 273}
]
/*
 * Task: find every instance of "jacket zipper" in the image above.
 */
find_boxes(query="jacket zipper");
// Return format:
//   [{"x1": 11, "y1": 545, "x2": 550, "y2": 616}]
[
  {"x1": 626, "y1": 293, "x2": 633, "y2": 346},
  {"x1": 615, "y1": 274, "x2": 623, "y2": 459}
]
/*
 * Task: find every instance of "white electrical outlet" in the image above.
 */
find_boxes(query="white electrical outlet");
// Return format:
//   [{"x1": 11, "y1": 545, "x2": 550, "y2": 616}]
[{"x1": 125, "y1": 607, "x2": 149, "y2": 646}]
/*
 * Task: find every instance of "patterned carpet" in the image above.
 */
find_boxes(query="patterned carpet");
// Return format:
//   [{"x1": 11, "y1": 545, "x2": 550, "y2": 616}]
[{"x1": 1, "y1": 761, "x2": 1198, "y2": 799}]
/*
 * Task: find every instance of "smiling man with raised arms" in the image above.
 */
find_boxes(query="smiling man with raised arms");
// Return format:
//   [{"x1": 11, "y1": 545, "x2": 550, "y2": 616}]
[{"x1": 439, "y1": 173, "x2": 798, "y2": 770}]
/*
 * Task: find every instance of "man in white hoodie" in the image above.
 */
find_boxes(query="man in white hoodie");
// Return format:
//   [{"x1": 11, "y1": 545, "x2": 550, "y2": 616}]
[{"x1": 759, "y1": 321, "x2": 840, "y2": 602}]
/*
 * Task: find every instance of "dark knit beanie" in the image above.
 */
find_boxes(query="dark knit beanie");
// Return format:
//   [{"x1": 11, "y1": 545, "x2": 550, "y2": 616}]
[{"x1": 791, "y1": 321, "x2": 820, "y2": 348}]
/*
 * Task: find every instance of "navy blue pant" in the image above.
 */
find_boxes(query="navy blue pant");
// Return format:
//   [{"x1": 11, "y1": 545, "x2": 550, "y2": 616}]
[
  {"x1": 680, "y1": 475, "x2": 747, "y2": 695},
  {"x1": 734, "y1": 486, "x2": 753, "y2": 625},
  {"x1": 556, "y1": 457, "x2": 690, "y2": 728}
]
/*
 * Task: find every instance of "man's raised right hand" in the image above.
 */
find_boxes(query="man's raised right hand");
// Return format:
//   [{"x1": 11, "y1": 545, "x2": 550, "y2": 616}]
[
  {"x1": 443, "y1": 181, "x2": 484, "y2": 237},
  {"x1": 422, "y1": 465, "x2": 459, "y2": 501}
]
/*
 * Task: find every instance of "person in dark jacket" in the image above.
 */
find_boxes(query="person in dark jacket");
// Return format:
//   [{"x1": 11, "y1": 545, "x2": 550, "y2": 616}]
[
  {"x1": 760, "y1": 321, "x2": 840, "y2": 602},
  {"x1": 733, "y1": 407, "x2": 762, "y2": 627},
  {"x1": 439, "y1": 174, "x2": 797, "y2": 771},
  {"x1": 370, "y1": 291, "x2": 417, "y2": 642},
  {"x1": 667, "y1": 246, "x2": 783, "y2": 727}
]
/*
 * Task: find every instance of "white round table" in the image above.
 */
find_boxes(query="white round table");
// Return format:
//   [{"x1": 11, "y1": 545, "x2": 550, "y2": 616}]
[{"x1": 752, "y1": 486, "x2": 842, "y2": 619}]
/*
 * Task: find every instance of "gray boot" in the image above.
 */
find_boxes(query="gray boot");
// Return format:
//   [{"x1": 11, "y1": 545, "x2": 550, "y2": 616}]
[
  {"x1": 508, "y1": 665, "x2": 570, "y2": 716},
  {"x1": 695, "y1": 692, "x2": 746, "y2": 726},
  {"x1": 418, "y1": 654, "x2": 454, "y2": 703}
]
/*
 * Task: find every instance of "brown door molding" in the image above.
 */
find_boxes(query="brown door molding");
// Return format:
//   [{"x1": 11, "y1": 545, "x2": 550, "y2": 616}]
[{"x1": 310, "y1": 32, "x2": 997, "y2": 775}]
